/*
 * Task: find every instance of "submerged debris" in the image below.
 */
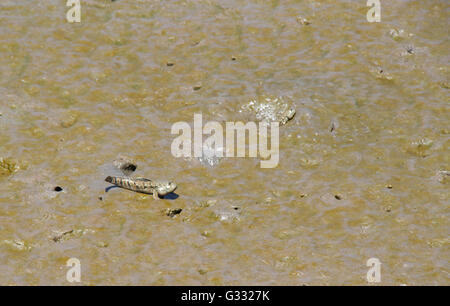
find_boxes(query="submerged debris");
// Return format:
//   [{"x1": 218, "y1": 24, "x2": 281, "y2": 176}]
[
  {"x1": 408, "y1": 138, "x2": 433, "y2": 157},
  {"x1": 213, "y1": 203, "x2": 241, "y2": 222},
  {"x1": 330, "y1": 122, "x2": 335, "y2": 132},
  {"x1": 166, "y1": 208, "x2": 182, "y2": 217},
  {"x1": 329, "y1": 120, "x2": 338, "y2": 133},
  {"x1": 389, "y1": 29, "x2": 409, "y2": 41},
  {"x1": 436, "y1": 170, "x2": 449, "y2": 184},
  {"x1": 52, "y1": 230, "x2": 74, "y2": 242},
  {"x1": 400, "y1": 44, "x2": 419, "y2": 57},
  {"x1": 51, "y1": 228, "x2": 94, "y2": 242},
  {"x1": 296, "y1": 17, "x2": 311, "y2": 25},
  {"x1": 405, "y1": 45, "x2": 415, "y2": 54},
  {"x1": 241, "y1": 95, "x2": 296, "y2": 126},
  {"x1": 370, "y1": 67, "x2": 393, "y2": 80},
  {"x1": 3, "y1": 239, "x2": 31, "y2": 251},
  {"x1": 96, "y1": 241, "x2": 109, "y2": 248},
  {"x1": 0, "y1": 158, "x2": 19, "y2": 176},
  {"x1": 60, "y1": 111, "x2": 79, "y2": 128}
]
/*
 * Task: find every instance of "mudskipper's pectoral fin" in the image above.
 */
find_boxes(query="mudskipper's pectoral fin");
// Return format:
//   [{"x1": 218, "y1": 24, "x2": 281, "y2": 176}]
[{"x1": 153, "y1": 192, "x2": 159, "y2": 200}]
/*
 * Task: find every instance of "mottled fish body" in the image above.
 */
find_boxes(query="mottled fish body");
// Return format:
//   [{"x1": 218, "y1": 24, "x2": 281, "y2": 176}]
[
  {"x1": 105, "y1": 176, "x2": 177, "y2": 200},
  {"x1": 105, "y1": 176, "x2": 153, "y2": 193}
]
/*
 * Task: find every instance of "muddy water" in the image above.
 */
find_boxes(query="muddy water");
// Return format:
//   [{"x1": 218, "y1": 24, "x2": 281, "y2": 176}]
[{"x1": 0, "y1": 0, "x2": 448, "y2": 285}]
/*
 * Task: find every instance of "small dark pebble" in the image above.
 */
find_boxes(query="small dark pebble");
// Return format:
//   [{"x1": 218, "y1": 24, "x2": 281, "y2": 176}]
[
  {"x1": 330, "y1": 122, "x2": 335, "y2": 132},
  {"x1": 122, "y1": 163, "x2": 136, "y2": 173},
  {"x1": 193, "y1": 86, "x2": 202, "y2": 91},
  {"x1": 334, "y1": 194, "x2": 342, "y2": 200},
  {"x1": 167, "y1": 208, "x2": 182, "y2": 217},
  {"x1": 166, "y1": 62, "x2": 174, "y2": 67},
  {"x1": 405, "y1": 45, "x2": 414, "y2": 54},
  {"x1": 54, "y1": 186, "x2": 63, "y2": 192},
  {"x1": 231, "y1": 56, "x2": 236, "y2": 61},
  {"x1": 98, "y1": 196, "x2": 103, "y2": 201},
  {"x1": 233, "y1": 207, "x2": 239, "y2": 210}
]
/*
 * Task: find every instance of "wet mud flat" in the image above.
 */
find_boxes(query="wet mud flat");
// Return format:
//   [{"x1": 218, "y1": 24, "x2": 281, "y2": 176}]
[{"x1": 0, "y1": 0, "x2": 449, "y2": 285}]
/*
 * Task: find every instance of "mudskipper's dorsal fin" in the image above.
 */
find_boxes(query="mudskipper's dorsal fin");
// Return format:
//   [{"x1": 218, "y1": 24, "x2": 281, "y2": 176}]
[{"x1": 134, "y1": 177, "x2": 152, "y2": 182}]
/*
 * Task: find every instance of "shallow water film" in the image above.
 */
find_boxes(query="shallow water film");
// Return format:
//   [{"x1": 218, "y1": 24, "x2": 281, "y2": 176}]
[{"x1": 0, "y1": 0, "x2": 448, "y2": 285}]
